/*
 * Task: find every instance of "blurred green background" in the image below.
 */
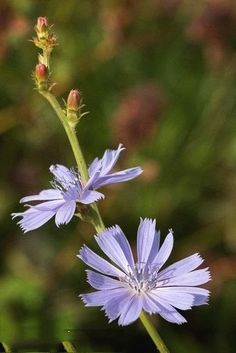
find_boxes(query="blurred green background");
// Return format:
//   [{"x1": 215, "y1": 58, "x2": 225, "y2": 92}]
[{"x1": 1, "y1": 0, "x2": 236, "y2": 352}]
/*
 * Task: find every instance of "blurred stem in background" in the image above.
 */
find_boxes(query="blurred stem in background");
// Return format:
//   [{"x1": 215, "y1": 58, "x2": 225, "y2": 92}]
[
  {"x1": 2, "y1": 343, "x2": 11, "y2": 353},
  {"x1": 62, "y1": 341, "x2": 77, "y2": 353}
]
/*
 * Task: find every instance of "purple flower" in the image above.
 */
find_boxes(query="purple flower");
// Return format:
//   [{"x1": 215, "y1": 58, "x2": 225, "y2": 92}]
[
  {"x1": 12, "y1": 164, "x2": 104, "y2": 233},
  {"x1": 78, "y1": 218, "x2": 211, "y2": 326},
  {"x1": 86, "y1": 144, "x2": 142, "y2": 190},
  {"x1": 12, "y1": 145, "x2": 142, "y2": 233}
]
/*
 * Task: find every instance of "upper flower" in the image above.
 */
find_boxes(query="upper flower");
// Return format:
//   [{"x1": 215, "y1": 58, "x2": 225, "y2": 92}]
[
  {"x1": 12, "y1": 145, "x2": 142, "y2": 233},
  {"x1": 12, "y1": 164, "x2": 104, "y2": 233},
  {"x1": 78, "y1": 218, "x2": 211, "y2": 326}
]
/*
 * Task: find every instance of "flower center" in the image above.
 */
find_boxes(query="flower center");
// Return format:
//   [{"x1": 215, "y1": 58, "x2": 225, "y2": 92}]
[
  {"x1": 51, "y1": 168, "x2": 82, "y2": 190},
  {"x1": 122, "y1": 263, "x2": 159, "y2": 294}
]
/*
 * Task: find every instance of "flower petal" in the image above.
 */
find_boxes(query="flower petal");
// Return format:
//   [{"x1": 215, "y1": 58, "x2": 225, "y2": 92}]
[
  {"x1": 80, "y1": 190, "x2": 104, "y2": 204},
  {"x1": 12, "y1": 208, "x2": 55, "y2": 233},
  {"x1": 78, "y1": 245, "x2": 124, "y2": 277},
  {"x1": 109, "y1": 225, "x2": 135, "y2": 271},
  {"x1": 49, "y1": 164, "x2": 75, "y2": 186},
  {"x1": 87, "y1": 145, "x2": 125, "y2": 190},
  {"x1": 152, "y1": 230, "x2": 174, "y2": 271},
  {"x1": 157, "y1": 268, "x2": 211, "y2": 287},
  {"x1": 159, "y1": 286, "x2": 210, "y2": 306},
  {"x1": 147, "y1": 230, "x2": 160, "y2": 265},
  {"x1": 103, "y1": 289, "x2": 135, "y2": 323},
  {"x1": 32, "y1": 200, "x2": 65, "y2": 211},
  {"x1": 137, "y1": 218, "x2": 156, "y2": 266},
  {"x1": 145, "y1": 293, "x2": 187, "y2": 324},
  {"x1": 150, "y1": 288, "x2": 194, "y2": 310},
  {"x1": 20, "y1": 189, "x2": 63, "y2": 203},
  {"x1": 55, "y1": 201, "x2": 76, "y2": 226},
  {"x1": 86, "y1": 270, "x2": 125, "y2": 290},
  {"x1": 94, "y1": 167, "x2": 143, "y2": 189},
  {"x1": 95, "y1": 227, "x2": 132, "y2": 274},
  {"x1": 88, "y1": 157, "x2": 100, "y2": 177},
  {"x1": 80, "y1": 288, "x2": 126, "y2": 307},
  {"x1": 157, "y1": 253, "x2": 204, "y2": 281},
  {"x1": 100, "y1": 144, "x2": 125, "y2": 175},
  {"x1": 86, "y1": 145, "x2": 142, "y2": 190},
  {"x1": 118, "y1": 294, "x2": 143, "y2": 326}
]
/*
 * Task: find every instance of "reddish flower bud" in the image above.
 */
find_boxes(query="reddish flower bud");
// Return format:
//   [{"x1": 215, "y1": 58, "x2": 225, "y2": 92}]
[
  {"x1": 35, "y1": 64, "x2": 48, "y2": 90},
  {"x1": 36, "y1": 17, "x2": 48, "y2": 33},
  {"x1": 67, "y1": 90, "x2": 81, "y2": 111},
  {"x1": 35, "y1": 63, "x2": 47, "y2": 80}
]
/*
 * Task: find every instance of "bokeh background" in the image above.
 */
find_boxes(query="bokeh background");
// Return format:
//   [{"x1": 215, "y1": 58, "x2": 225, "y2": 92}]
[{"x1": 0, "y1": 0, "x2": 236, "y2": 352}]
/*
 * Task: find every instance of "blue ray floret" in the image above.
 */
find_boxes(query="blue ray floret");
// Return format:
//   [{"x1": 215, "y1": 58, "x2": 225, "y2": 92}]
[
  {"x1": 12, "y1": 145, "x2": 142, "y2": 233},
  {"x1": 78, "y1": 218, "x2": 211, "y2": 326}
]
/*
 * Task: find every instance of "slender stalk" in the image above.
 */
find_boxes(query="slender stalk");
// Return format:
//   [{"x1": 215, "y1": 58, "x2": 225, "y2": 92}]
[
  {"x1": 2, "y1": 343, "x2": 11, "y2": 352},
  {"x1": 39, "y1": 91, "x2": 88, "y2": 181},
  {"x1": 140, "y1": 312, "x2": 170, "y2": 353},
  {"x1": 90, "y1": 204, "x2": 105, "y2": 232},
  {"x1": 62, "y1": 341, "x2": 77, "y2": 352},
  {"x1": 39, "y1": 90, "x2": 105, "y2": 233}
]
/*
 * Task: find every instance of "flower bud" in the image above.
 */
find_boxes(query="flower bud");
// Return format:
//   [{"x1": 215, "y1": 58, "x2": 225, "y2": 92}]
[
  {"x1": 33, "y1": 16, "x2": 57, "y2": 52},
  {"x1": 37, "y1": 17, "x2": 48, "y2": 29},
  {"x1": 66, "y1": 90, "x2": 81, "y2": 128},
  {"x1": 67, "y1": 90, "x2": 81, "y2": 112},
  {"x1": 36, "y1": 17, "x2": 48, "y2": 38},
  {"x1": 35, "y1": 63, "x2": 48, "y2": 90}
]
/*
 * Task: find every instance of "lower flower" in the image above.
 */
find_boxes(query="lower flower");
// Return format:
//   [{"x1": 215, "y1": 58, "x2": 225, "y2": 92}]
[{"x1": 78, "y1": 218, "x2": 211, "y2": 326}]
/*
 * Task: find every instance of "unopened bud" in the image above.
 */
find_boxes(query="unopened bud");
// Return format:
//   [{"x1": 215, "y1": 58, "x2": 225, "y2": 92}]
[
  {"x1": 66, "y1": 90, "x2": 81, "y2": 128},
  {"x1": 67, "y1": 90, "x2": 81, "y2": 112},
  {"x1": 33, "y1": 16, "x2": 57, "y2": 52},
  {"x1": 36, "y1": 17, "x2": 48, "y2": 38},
  {"x1": 35, "y1": 63, "x2": 48, "y2": 90},
  {"x1": 37, "y1": 17, "x2": 48, "y2": 29}
]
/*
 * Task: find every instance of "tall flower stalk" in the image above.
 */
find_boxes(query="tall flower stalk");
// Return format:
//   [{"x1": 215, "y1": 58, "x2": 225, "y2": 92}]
[
  {"x1": 40, "y1": 99, "x2": 169, "y2": 353},
  {"x1": 32, "y1": 17, "x2": 171, "y2": 353}
]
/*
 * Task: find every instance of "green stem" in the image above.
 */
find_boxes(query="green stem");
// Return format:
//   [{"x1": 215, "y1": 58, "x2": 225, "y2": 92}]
[
  {"x1": 39, "y1": 91, "x2": 88, "y2": 180},
  {"x1": 140, "y1": 312, "x2": 170, "y2": 353},
  {"x1": 62, "y1": 341, "x2": 77, "y2": 352},
  {"x1": 2, "y1": 343, "x2": 11, "y2": 352}
]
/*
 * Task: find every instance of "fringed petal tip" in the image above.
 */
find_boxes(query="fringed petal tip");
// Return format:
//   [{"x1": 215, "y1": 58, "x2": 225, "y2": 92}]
[
  {"x1": 79, "y1": 294, "x2": 88, "y2": 306},
  {"x1": 176, "y1": 319, "x2": 187, "y2": 325},
  {"x1": 95, "y1": 224, "x2": 120, "y2": 238},
  {"x1": 117, "y1": 143, "x2": 125, "y2": 151},
  {"x1": 19, "y1": 226, "x2": 28, "y2": 234},
  {"x1": 77, "y1": 244, "x2": 86, "y2": 256},
  {"x1": 11, "y1": 212, "x2": 18, "y2": 219},
  {"x1": 101, "y1": 306, "x2": 117, "y2": 324},
  {"x1": 139, "y1": 217, "x2": 156, "y2": 225},
  {"x1": 76, "y1": 253, "x2": 82, "y2": 260}
]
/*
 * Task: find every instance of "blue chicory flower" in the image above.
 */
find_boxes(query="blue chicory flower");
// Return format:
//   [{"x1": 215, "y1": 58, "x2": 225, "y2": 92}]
[
  {"x1": 12, "y1": 145, "x2": 142, "y2": 233},
  {"x1": 78, "y1": 218, "x2": 211, "y2": 326}
]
